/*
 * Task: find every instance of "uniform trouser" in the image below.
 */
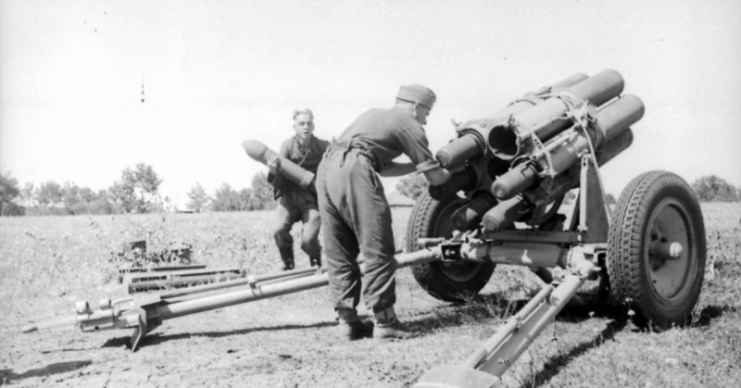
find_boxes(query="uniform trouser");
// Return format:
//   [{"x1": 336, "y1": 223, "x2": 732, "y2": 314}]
[
  {"x1": 316, "y1": 148, "x2": 397, "y2": 312},
  {"x1": 271, "y1": 189, "x2": 322, "y2": 260}
]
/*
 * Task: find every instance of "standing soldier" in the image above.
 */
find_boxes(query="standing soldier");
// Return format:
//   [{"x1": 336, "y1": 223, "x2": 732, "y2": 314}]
[
  {"x1": 268, "y1": 108, "x2": 329, "y2": 271},
  {"x1": 315, "y1": 85, "x2": 456, "y2": 341}
]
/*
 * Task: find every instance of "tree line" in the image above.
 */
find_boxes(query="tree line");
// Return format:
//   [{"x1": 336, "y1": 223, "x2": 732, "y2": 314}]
[
  {"x1": 0, "y1": 165, "x2": 738, "y2": 217},
  {"x1": 0, "y1": 164, "x2": 276, "y2": 217}
]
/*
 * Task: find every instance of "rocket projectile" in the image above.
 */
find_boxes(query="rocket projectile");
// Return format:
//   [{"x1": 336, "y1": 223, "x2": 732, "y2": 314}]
[
  {"x1": 428, "y1": 166, "x2": 477, "y2": 201},
  {"x1": 451, "y1": 192, "x2": 497, "y2": 231},
  {"x1": 241, "y1": 140, "x2": 315, "y2": 189}
]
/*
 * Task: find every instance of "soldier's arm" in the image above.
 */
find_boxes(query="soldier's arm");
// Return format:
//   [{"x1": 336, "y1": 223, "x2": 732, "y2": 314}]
[
  {"x1": 379, "y1": 161, "x2": 416, "y2": 177},
  {"x1": 422, "y1": 166, "x2": 456, "y2": 185}
]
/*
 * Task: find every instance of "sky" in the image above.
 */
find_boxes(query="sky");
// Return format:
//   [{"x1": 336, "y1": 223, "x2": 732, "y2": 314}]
[{"x1": 1, "y1": 0, "x2": 740, "y2": 207}]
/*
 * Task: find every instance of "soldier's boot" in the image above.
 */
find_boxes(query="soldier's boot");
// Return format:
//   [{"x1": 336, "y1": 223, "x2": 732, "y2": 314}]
[
  {"x1": 337, "y1": 308, "x2": 374, "y2": 341},
  {"x1": 373, "y1": 306, "x2": 421, "y2": 342},
  {"x1": 309, "y1": 256, "x2": 322, "y2": 268},
  {"x1": 274, "y1": 248, "x2": 295, "y2": 272}
]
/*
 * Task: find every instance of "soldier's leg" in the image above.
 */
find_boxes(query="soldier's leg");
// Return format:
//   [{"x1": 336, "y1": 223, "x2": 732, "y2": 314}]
[
  {"x1": 319, "y1": 197, "x2": 362, "y2": 311},
  {"x1": 345, "y1": 156, "x2": 419, "y2": 340},
  {"x1": 270, "y1": 193, "x2": 298, "y2": 270},
  {"x1": 344, "y1": 159, "x2": 397, "y2": 311},
  {"x1": 299, "y1": 192, "x2": 322, "y2": 267},
  {"x1": 316, "y1": 152, "x2": 372, "y2": 340}
]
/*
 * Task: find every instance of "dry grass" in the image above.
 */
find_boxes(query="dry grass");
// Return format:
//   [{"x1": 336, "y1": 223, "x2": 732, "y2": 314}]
[{"x1": 0, "y1": 203, "x2": 739, "y2": 387}]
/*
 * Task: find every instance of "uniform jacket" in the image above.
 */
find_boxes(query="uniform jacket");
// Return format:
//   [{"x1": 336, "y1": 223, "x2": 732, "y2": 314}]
[{"x1": 269, "y1": 134, "x2": 329, "y2": 199}]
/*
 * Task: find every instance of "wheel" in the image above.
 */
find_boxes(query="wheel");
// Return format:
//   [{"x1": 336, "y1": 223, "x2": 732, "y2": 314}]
[
  {"x1": 606, "y1": 171, "x2": 706, "y2": 328},
  {"x1": 406, "y1": 191, "x2": 496, "y2": 302}
]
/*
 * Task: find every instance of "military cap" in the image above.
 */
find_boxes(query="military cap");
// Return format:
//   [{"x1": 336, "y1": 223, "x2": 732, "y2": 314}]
[{"x1": 396, "y1": 84, "x2": 436, "y2": 109}]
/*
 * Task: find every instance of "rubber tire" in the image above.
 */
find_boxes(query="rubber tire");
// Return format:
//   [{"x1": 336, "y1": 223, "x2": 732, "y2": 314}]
[
  {"x1": 606, "y1": 171, "x2": 706, "y2": 328},
  {"x1": 406, "y1": 191, "x2": 496, "y2": 302}
]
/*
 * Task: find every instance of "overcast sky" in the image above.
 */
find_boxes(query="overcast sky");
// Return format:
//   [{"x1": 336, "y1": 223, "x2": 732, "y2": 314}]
[{"x1": 1, "y1": 0, "x2": 740, "y2": 207}]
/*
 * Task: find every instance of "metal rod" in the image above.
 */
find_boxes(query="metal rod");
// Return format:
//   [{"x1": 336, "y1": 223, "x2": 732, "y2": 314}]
[
  {"x1": 462, "y1": 284, "x2": 554, "y2": 369},
  {"x1": 476, "y1": 274, "x2": 585, "y2": 377},
  {"x1": 157, "y1": 268, "x2": 318, "y2": 299},
  {"x1": 128, "y1": 274, "x2": 244, "y2": 293},
  {"x1": 162, "y1": 271, "x2": 320, "y2": 303},
  {"x1": 151, "y1": 248, "x2": 442, "y2": 321},
  {"x1": 462, "y1": 242, "x2": 568, "y2": 268},
  {"x1": 125, "y1": 267, "x2": 244, "y2": 282}
]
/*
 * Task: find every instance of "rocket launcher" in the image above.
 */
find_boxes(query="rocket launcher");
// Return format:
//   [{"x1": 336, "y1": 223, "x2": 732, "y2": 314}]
[
  {"x1": 490, "y1": 94, "x2": 645, "y2": 200},
  {"x1": 428, "y1": 72, "x2": 590, "y2": 200},
  {"x1": 426, "y1": 69, "x2": 642, "y2": 236},
  {"x1": 241, "y1": 140, "x2": 315, "y2": 189}
]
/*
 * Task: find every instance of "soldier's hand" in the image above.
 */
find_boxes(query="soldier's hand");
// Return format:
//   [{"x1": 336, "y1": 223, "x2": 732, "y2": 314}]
[{"x1": 267, "y1": 156, "x2": 281, "y2": 174}]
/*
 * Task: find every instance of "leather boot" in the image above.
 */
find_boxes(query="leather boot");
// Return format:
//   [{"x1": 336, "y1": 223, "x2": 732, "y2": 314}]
[
  {"x1": 373, "y1": 306, "x2": 421, "y2": 341},
  {"x1": 275, "y1": 247, "x2": 295, "y2": 271},
  {"x1": 337, "y1": 308, "x2": 374, "y2": 341}
]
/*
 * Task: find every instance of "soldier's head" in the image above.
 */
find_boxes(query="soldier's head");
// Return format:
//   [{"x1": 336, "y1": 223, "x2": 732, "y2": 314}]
[
  {"x1": 396, "y1": 84, "x2": 436, "y2": 125},
  {"x1": 292, "y1": 108, "x2": 315, "y2": 139}
]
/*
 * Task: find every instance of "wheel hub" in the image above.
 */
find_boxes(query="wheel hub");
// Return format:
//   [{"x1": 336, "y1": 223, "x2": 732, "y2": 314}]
[{"x1": 646, "y1": 199, "x2": 691, "y2": 299}]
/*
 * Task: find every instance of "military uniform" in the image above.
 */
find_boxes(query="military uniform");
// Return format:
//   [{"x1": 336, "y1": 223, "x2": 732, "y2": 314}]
[
  {"x1": 269, "y1": 134, "x2": 329, "y2": 269},
  {"x1": 316, "y1": 106, "x2": 434, "y2": 314}
]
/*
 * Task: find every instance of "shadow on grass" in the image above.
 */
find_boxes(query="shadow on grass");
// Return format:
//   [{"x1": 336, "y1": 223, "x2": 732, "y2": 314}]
[
  {"x1": 527, "y1": 318, "x2": 628, "y2": 387},
  {"x1": 409, "y1": 291, "x2": 618, "y2": 332},
  {"x1": 505, "y1": 304, "x2": 733, "y2": 387},
  {"x1": 693, "y1": 304, "x2": 736, "y2": 327},
  {"x1": 101, "y1": 321, "x2": 335, "y2": 351},
  {"x1": 0, "y1": 360, "x2": 92, "y2": 385}
]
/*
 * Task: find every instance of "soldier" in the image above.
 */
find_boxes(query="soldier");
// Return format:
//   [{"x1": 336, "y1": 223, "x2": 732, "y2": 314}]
[
  {"x1": 315, "y1": 85, "x2": 456, "y2": 341},
  {"x1": 268, "y1": 108, "x2": 329, "y2": 271}
]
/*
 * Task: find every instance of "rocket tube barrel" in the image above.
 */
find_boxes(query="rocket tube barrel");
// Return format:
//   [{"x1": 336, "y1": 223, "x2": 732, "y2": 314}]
[
  {"x1": 491, "y1": 163, "x2": 539, "y2": 200},
  {"x1": 434, "y1": 73, "x2": 590, "y2": 170},
  {"x1": 490, "y1": 95, "x2": 644, "y2": 200},
  {"x1": 482, "y1": 195, "x2": 530, "y2": 232},
  {"x1": 490, "y1": 73, "x2": 590, "y2": 120},
  {"x1": 532, "y1": 129, "x2": 635, "y2": 206},
  {"x1": 593, "y1": 94, "x2": 645, "y2": 143},
  {"x1": 568, "y1": 69, "x2": 625, "y2": 107},
  {"x1": 428, "y1": 166, "x2": 477, "y2": 200},
  {"x1": 597, "y1": 128, "x2": 634, "y2": 166},
  {"x1": 451, "y1": 192, "x2": 497, "y2": 231},
  {"x1": 241, "y1": 140, "x2": 315, "y2": 189},
  {"x1": 488, "y1": 70, "x2": 626, "y2": 160},
  {"x1": 435, "y1": 130, "x2": 486, "y2": 169}
]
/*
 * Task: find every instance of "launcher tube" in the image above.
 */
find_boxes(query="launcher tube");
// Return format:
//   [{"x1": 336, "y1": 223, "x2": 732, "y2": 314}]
[
  {"x1": 488, "y1": 70, "x2": 625, "y2": 160},
  {"x1": 435, "y1": 73, "x2": 589, "y2": 169},
  {"x1": 490, "y1": 95, "x2": 644, "y2": 200},
  {"x1": 242, "y1": 140, "x2": 315, "y2": 189}
]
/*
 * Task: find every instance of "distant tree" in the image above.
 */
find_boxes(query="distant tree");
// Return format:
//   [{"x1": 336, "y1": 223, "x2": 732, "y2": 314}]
[
  {"x1": 20, "y1": 182, "x2": 36, "y2": 207},
  {"x1": 37, "y1": 181, "x2": 63, "y2": 205},
  {"x1": 0, "y1": 171, "x2": 25, "y2": 216},
  {"x1": 250, "y1": 172, "x2": 275, "y2": 210},
  {"x1": 88, "y1": 189, "x2": 115, "y2": 214},
  {"x1": 186, "y1": 183, "x2": 211, "y2": 212},
  {"x1": 396, "y1": 173, "x2": 429, "y2": 201},
  {"x1": 109, "y1": 164, "x2": 164, "y2": 213},
  {"x1": 239, "y1": 188, "x2": 258, "y2": 210},
  {"x1": 211, "y1": 183, "x2": 242, "y2": 212},
  {"x1": 692, "y1": 175, "x2": 739, "y2": 202}
]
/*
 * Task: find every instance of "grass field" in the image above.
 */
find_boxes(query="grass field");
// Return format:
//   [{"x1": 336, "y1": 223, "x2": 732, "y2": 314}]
[{"x1": 0, "y1": 203, "x2": 739, "y2": 387}]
